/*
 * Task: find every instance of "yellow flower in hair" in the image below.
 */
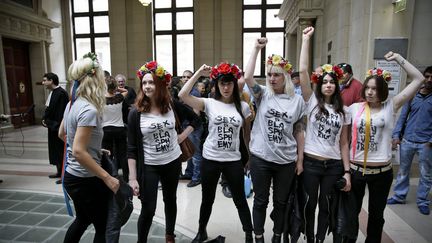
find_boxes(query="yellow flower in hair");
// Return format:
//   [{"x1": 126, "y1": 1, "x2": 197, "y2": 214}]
[
  {"x1": 155, "y1": 66, "x2": 165, "y2": 77},
  {"x1": 322, "y1": 64, "x2": 333, "y2": 73},
  {"x1": 366, "y1": 69, "x2": 372, "y2": 77},
  {"x1": 284, "y1": 63, "x2": 292, "y2": 72},
  {"x1": 140, "y1": 65, "x2": 148, "y2": 72},
  {"x1": 272, "y1": 55, "x2": 282, "y2": 65}
]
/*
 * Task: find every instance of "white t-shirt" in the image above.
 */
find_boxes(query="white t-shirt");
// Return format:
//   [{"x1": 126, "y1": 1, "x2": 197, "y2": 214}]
[
  {"x1": 203, "y1": 98, "x2": 251, "y2": 162},
  {"x1": 249, "y1": 86, "x2": 306, "y2": 164},
  {"x1": 305, "y1": 94, "x2": 351, "y2": 159},
  {"x1": 140, "y1": 109, "x2": 182, "y2": 165},
  {"x1": 103, "y1": 94, "x2": 125, "y2": 127},
  {"x1": 348, "y1": 100, "x2": 395, "y2": 163}
]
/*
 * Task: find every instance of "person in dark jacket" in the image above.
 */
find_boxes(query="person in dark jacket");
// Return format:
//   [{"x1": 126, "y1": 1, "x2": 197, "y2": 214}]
[
  {"x1": 127, "y1": 61, "x2": 201, "y2": 243},
  {"x1": 42, "y1": 72, "x2": 69, "y2": 183}
]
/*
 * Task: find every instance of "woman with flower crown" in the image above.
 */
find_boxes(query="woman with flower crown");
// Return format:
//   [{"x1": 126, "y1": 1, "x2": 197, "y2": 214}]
[
  {"x1": 244, "y1": 38, "x2": 306, "y2": 243},
  {"x1": 298, "y1": 27, "x2": 352, "y2": 243},
  {"x1": 346, "y1": 52, "x2": 424, "y2": 242},
  {"x1": 178, "y1": 62, "x2": 254, "y2": 243},
  {"x1": 58, "y1": 53, "x2": 120, "y2": 242},
  {"x1": 127, "y1": 61, "x2": 201, "y2": 243}
]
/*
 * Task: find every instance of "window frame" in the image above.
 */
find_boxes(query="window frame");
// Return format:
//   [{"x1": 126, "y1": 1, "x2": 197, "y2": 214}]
[
  {"x1": 71, "y1": 0, "x2": 110, "y2": 60},
  {"x1": 153, "y1": 0, "x2": 194, "y2": 76},
  {"x1": 243, "y1": 0, "x2": 285, "y2": 77}
]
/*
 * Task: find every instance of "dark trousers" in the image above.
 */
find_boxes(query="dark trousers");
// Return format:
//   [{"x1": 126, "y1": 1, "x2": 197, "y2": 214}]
[
  {"x1": 303, "y1": 155, "x2": 343, "y2": 240},
  {"x1": 250, "y1": 155, "x2": 296, "y2": 235},
  {"x1": 48, "y1": 128, "x2": 64, "y2": 174},
  {"x1": 198, "y1": 158, "x2": 253, "y2": 233},
  {"x1": 63, "y1": 172, "x2": 110, "y2": 243},
  {"x1": 102, "y1": 126, "x2": 128, "y2": 181},
  {"x1": 350, "y1": 167, "x2": 393, "y2": 243},
  {"x1": 138, "y1": 159, "x2": 181, "y2": 243}
]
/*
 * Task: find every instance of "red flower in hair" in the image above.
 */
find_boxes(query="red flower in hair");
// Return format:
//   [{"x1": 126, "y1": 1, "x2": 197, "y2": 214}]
[
  {"x1": 333, "y1": 66, "x2": 344, "y2": 80},
  {"x1": 218, "y1": 63, "x2": 232, "y2": 74},
  {"x1": 146, "y1": 61, "x2": 157, "y2": 71},
  {"x1": 376, "y1": 68, "x2": 383, "y2": 76},
  {"x1": 311, "y1": 72, "x2": 320, "y2": 84},
  {"x1": 210, "y1": 62, "x2": 242, "y2": 80}
]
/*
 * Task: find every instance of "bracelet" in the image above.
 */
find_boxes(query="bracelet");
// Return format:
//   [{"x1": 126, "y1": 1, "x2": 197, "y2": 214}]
[{"x1": 344, "y1": 170, "x2": 351, "y2": 174}]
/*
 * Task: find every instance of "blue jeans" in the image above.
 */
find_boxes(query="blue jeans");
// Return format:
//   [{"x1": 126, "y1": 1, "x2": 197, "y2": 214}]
[
  {"x1": 392, "y1": 139, "x2": 432, "y2": 207},
  {"x1": 184, "y1": 125, "x2": 203, "y2": 182}
]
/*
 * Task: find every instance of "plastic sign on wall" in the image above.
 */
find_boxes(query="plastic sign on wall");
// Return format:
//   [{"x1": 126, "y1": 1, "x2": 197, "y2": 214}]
[{"x1": 375, "y1": 60, "x2": 401, "y2": 97}]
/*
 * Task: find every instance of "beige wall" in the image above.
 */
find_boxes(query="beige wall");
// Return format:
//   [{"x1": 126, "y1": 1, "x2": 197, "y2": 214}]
[
  {"x1": 110, "y1": 0, "x2": 244, "y2": 91},
  {"x1": 281, "y1": 0, "x2": 432, "y2": 87}
]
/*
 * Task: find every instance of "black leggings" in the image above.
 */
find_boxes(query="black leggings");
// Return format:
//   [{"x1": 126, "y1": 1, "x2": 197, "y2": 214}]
[
  {"x1": 249, "y1": 155, "x2": 296, "y2": 235},
  {"x1": 137, "y1": 159, "x2": 181, "y2": 243},
  {"x1": 102, "y1": 126, "x2": 128, "y2": 181},
  {"x1": 198, "y1": 158, "x2": 253, "y2": 233},
  {"x1": 63, "y1": 172, "x2": 110, "y2": 243},
  {"x1": 302, "y1": 155, "x2": 343, "y2": 240}
]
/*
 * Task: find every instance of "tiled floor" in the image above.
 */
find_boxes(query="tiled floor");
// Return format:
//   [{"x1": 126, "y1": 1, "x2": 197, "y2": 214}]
[
  {"x1": 0, "y1": 125, "x2": 431, "y2": 243},
  {"x1": 0, "y1": 190, "x2": 192, "y2": 243}
]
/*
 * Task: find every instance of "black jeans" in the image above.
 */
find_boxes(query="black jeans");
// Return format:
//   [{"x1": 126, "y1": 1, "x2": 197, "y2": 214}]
[
  {"x1": 102, "y1": 126, "x2": 128, "y2": 181},
  {"x1": 63, "y1": 172, "x2": 110, "y2": 243},
  {"x1": 198, "y1": 158, "x2": 253, "y2": 233},
  {"x1": 250, "y1": 155, "x2": 296, "y2": 235},
  {"x1": 350, "y1": 167, "x2": 393, "y2": 243},
  {"x1": 138, "y1": 158, "x2": 181, "y2": 243},
  {"x1": 302, "y1": 155, "x2": 343, "y2": 240}
]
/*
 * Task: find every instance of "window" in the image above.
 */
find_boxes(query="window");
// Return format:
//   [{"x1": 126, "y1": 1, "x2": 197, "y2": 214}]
[
  {"x1": 243, "y1": 0, "x2": 285, "y2": 77},
  {"x1": 153, "y1": 0, "x2": 194, "y2": 76},
  {"x1": 71, "y1": 0, "x2": 111, "y2": 73}
]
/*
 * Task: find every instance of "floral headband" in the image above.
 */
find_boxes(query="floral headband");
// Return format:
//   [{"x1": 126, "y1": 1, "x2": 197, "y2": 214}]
[
  {"x1": 136, "y1": 61, "x2": 172, "y2": 85},
  {"x1": 210, "y1": 62, "x2": 242, "y2": 81},
  {"x1": 366, "y1": 68, "x2": 392, "y2": 82},
  {"x1": 78, "y1": 52, "x2": 99, "y2": 80},
  {"x1": 267, "y1": 54, "x2": 293, "y2": 74},
  {"x1": 310, "y1": 64, "x2": 344, "y2": 84}
]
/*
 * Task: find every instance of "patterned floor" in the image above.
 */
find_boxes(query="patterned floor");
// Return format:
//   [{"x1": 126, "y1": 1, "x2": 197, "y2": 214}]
[{"x1": 0, "y1": 190, "x2": 192, "y2": 243}]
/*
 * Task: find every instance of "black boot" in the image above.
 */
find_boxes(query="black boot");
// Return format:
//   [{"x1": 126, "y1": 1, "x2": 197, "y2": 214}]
[
  {"x1": 255, "y1": 235, "x2": 265, "y2": 243},
  {"x1": 271, "y1": 234, "x2": 281, "y2": 243},
  {"x1": 245, "y1": 231, "x2": 253, "y2": 243},
  {"x1": 191, "y1": 229, "x2": 207, "y2": 243}
]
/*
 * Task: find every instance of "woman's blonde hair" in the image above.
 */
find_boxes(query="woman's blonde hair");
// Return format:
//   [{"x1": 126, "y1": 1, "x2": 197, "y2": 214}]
[
  {"x1": 67, "y1": 55, "x2": 106, "y2": 113},
  {"x1": 265, "y1": 64, "x2": 295, "y2": 97}
]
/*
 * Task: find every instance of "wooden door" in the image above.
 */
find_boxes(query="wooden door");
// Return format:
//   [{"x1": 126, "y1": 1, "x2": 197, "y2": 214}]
[{"x1": 2, "y1": 38, "x2": 35, "y2": 127}]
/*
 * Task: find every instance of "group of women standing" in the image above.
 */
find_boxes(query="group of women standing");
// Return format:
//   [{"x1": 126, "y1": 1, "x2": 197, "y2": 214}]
[{"x1": 59, "y1": 24, "x2": 426, "y2": 243}]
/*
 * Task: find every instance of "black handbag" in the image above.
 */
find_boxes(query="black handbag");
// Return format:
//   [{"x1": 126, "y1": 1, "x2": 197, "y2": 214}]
[{"x1": 172, "y1": 105, "x2": 195, "y2": 162}]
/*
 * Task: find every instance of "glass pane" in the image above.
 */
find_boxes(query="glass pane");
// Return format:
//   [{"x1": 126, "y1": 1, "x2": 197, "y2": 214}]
[
  {"x1": 177, "y1": 34, "x2": 194, "y2": 75},
  {"x1": 267, "y1": 0, "x2": 283, "y2": 4},
  {"x1": 93, "y1": 0, "x2": 108, "y2": 11},
  {"x1": 176, "y1": 0, "x2": 193, "y2": 7},
  {"x1": 94, "y1": 16, "x2": 109, "y2": 33},
  {"x1": 73, "y1": 0, "x2": 88, "y2": 12},
  {"x1": 243, "y1": 0, "x2": 261, "y2": 5},
  {"x1": 243, "y1": 33, "x2": 261, "y2": 76},
  {"x1": 155, "y1": 13, "x2": 172, "y2": 31},
  {"x1": 74, "y1": 17, "x2": 90, "y2": 34},
  {"x1": 155, "y1": 0, "x2": 171, "y2": 8},
  {"x1": 176, "y1": 12, "x2": 193, "y2": 30},
  {"x1": 265, "y1": 32, "x2": 284, "y2": 62},
  {"x1": 155, "y1": 35, "x2": 173, "y2": 74},
  {"x1": 95, "y1": 37, "x2": 111, "y2": 73},
  {"x1": 243, "y1": 10, "x2": 261, "y2": 28},
  {"x1": 75, "y1": 38, "x2": 91, "y2": 60},
  {"x1": 266, "y1": 9, "x2": 284, "y2": 28}
]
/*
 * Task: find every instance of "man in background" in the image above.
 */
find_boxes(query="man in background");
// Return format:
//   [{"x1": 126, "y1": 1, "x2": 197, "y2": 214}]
[
  {"x1": 42, "y1": 72, "x2": 69, "y2": 184},
  {"x1": 337, "y1": 63, "x2": 363, "y2": 106}
]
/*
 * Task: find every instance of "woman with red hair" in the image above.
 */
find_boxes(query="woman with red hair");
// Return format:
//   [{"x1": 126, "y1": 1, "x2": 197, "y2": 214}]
[{"x1": 127, "y1": 61, "x2": 201, "y2": 243}]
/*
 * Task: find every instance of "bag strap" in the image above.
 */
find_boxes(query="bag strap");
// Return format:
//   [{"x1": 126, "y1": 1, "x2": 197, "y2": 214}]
[
  {"x1": 61, "y1": 80, "x2": 80, "y2": 216},
  {"x1": 171, "y1": 101, "x2": 182, "y2": 133},
  {"x1": 351, "y1": 102, "x2": 371, "y2": 176}
]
